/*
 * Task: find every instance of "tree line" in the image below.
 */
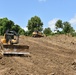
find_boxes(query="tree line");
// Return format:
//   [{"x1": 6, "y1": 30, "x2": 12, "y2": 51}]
[
  {"x1": 0, "y1": 16, "x2": 76, "y2": 36},
  {"x1": 0, "y1": 18, "x2": 25, "y2": 35},
  {"x1": 27, "y1": 16, "x2": 76, "y2": 36}
]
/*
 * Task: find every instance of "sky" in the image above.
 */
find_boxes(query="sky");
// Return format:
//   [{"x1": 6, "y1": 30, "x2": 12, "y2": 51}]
[{"x1": 0, "y1": 0, "x2": 76, "y2": 31}]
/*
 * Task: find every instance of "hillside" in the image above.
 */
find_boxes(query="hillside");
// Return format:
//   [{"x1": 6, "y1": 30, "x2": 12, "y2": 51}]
[{"x1": 0, "y1": 35, "x2": 76, "y2": 75}]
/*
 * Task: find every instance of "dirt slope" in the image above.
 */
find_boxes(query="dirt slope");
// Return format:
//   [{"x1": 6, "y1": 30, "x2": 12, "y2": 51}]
[{"x1": 0, "y1": 35, "x2": 76, "y2": 75}]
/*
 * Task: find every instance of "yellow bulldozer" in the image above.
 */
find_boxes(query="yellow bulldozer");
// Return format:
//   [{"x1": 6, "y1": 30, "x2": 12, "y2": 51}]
[
  {"x1": 0, "y1": 30, "x2": 30, "y2": 57},
  {"x1": 32, "y1": 31, "x2": 44, "y2": 37}
]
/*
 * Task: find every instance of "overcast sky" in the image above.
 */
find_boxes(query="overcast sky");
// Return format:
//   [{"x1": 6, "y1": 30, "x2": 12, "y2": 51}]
[{"x1": 0, "y1": 0, "x2": 76, "y2": 31}]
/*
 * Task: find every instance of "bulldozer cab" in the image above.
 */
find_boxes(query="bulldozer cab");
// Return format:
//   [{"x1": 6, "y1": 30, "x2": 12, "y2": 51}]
[{"x1": 4, "y1": 30, "x2": 19, "y2": 45}]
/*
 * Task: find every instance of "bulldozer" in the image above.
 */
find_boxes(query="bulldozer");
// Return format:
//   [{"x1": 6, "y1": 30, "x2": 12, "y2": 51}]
[
  {"x1": 32, "y1": 31, "x2": 44, "y2": 37},
  {"x1": 0, "y1": 30, "x2": 30, "y2": 57}
]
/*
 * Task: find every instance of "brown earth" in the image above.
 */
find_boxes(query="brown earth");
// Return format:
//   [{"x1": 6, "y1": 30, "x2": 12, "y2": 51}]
[{"x1": 0, "y1": 35, "x2": 76, "y2": 75}]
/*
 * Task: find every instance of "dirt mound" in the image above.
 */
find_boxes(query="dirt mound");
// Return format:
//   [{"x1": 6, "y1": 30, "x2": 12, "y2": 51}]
[{"x1": 0, "y1": 35, "x2": 76, "y2": 75}]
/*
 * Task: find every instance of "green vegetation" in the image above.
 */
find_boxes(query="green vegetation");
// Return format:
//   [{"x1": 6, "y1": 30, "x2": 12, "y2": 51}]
[
  {"x1": 0, "y1": 18, "x2": 25, "y2": 35},
  {"x1": 0, "y1": 16, "x2": 76, "y2": 37},
  {"x1": 27, "y1": 16, "x2": 43, "y2": 35},
  {"x1": 62, "y1": 21, "x2": 75, "y2": 34},
  {"x1": 43, "y1": 27, "x2": 52, "y2": 36},
  {"x1": 55, "y1": 20, "x2": 63, "y2": 30},
  {"x1": 54, "y1": 20, "x2": 75, "y2": 36}
]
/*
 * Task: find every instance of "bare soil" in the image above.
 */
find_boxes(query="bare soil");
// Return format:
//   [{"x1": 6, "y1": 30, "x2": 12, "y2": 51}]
[{"x1": 0, "y1": 35, "x2": 76, "y2": 75}]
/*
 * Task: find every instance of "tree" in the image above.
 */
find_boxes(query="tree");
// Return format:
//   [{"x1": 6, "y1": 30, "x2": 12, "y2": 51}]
[
  {"x1": 0, "y1": 26, "x2": 3, "y2": 35},
  {"x1": 19, "y1": 29, "x2": 26, "y2": 35},
  {"x1": 0, "y1": 18, "x2": 15, "y2": 34},
  {"x1": 0, "y1": 17, "x2": 26, "y2": 35},
  {"x1": 43, "y1": 27, "x2": 52, "y2": 36},
  {"x1": 62, "y1": 21, "x2": 75, "y2": 34},
  {"x1": 27, "y1": 16, "x2": 43, "y2": 34},
  {"x1": 11, "y1": 24, "x2": 20, "y2": 33},
  {"x1": 55, "y1": 20, "x2": 63, "y2": 31}
]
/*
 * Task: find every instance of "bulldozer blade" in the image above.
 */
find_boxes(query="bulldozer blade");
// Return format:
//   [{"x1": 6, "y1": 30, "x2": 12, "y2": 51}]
[
  {"x1": 3, "y1": 52, "x2": 30, "y2": 55},
  {"x1": 0, "y1": 44, "x2": 30, "y2": 57},
  {"x1": 3, "y1": 45, "x2": 29, "y2": 49},
  {"x1": 3, "y1": 52, "x2": 30, "y2": 56}
]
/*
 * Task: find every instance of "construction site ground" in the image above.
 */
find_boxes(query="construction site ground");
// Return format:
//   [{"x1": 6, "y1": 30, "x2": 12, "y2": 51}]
[{"x1": 0, "y1": 35, "x2": 76, "y2": 75}]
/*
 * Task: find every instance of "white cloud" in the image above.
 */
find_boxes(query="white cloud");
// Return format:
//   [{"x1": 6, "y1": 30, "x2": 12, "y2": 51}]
[
  {"x1": 38, "y1": 0, "x2": 47, "y2": 2},
  {"x1": 69, "y1": 15, "x2": 76, "y2": 31},
  {"x1": 69, "y1": 15, "x2": 76, "y2": 25},
  {"x1": 46, "y1": 14, "x2": 76, "y2": 32},
  {"x1": 48, "y1": 18, "x2": 59, "y2": 31}
]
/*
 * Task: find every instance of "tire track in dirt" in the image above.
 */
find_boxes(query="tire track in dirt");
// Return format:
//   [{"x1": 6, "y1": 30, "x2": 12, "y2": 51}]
[
  {"x1": 37, "y1": 38, "x2": 76, "y2": 57},
  {"x1": 12, "y1": 57, "x2": 52, "y2": 75},
  {"x1": 26, "y1": 38, "x2": 75, "y2": 75},
  {"x1": 31, "y1": 38, "x2": 73, "y2": 51},
  {"x1": 13, "y1": 57, "x2": 33, "y2": 66},
  {"x1": 27, "y1": 38, "x2": 76, "y2": 58},
  {"x1": 4, "y1": 57, "x2": 31, "y2": 75}
]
